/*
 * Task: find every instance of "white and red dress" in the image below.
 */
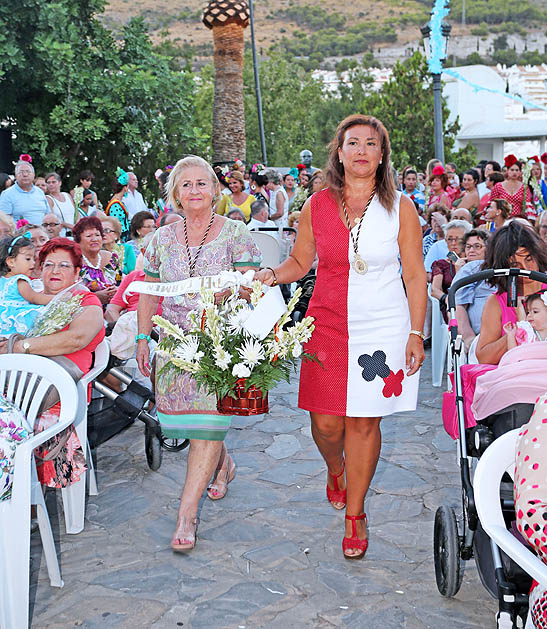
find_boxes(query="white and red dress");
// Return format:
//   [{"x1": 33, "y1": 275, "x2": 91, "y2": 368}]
[{"x1": 299, "y1": 188, "x2": 420, "y2": 418}]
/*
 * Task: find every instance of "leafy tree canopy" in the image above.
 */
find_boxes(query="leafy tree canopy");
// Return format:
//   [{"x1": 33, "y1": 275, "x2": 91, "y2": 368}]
[{"x1": 0, "y1": 0, "x2": 206, "y2": 201}]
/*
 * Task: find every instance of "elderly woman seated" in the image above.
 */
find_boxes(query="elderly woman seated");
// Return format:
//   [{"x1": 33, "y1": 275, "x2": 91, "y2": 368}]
[
  {"x1": 452, "y1": 229, "x2": 495, "y2": 351},
  {"x1": 476, "y1": 222, "x2": 547, "y2": 365},
  {"x1": 430, "y1": 219, "x2": 473, "y2": 320},
  {"x1": 0, "y1": 237, "x2": 105, "y2": 488}
]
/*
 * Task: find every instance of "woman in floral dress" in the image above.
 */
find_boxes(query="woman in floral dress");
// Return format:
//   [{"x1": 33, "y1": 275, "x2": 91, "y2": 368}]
[{"x1": 136, "y1": 156, "x2": 261, "y2": 552}]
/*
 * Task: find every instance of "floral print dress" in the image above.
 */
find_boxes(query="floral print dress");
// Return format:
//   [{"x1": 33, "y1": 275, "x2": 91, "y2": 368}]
[{"x1": 144, "y1": 219, "x2": 261, "y2": 440}]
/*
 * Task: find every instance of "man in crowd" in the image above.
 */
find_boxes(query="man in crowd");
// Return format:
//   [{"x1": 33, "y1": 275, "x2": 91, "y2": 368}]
[
  {"x1": 0, "y1": 160, "x2": 49, "y2": 224},
  {"x1": 42, "y1": 213, "x2": 63, "y2": 239},
  {"x1": 477, "y1": 160, "x2": 501, "y2": 197},
  {"x1": 247, "y1": 199, "x2": 276, "y2": 231},
  {"x1": 124, "y1": 172, "x2": 148, "y2": 217}
]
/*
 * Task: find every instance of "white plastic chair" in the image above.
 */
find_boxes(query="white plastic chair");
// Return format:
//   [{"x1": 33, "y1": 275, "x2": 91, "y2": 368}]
[
  {"x1": 474, "y1": 429, "x2": 547, "y2": 628},
  {"x1": 0, "y1": 355, "x2": 78, "y2": 629},
  {"x1": 428, "y1": 284, "x2": 450, "y2": 387},
  {"x1": 61, "y1": 338, "x2": 109, "y2": 534},
  {"x1": 250, "y1": 232, "x2": 281, "y2": 268}
]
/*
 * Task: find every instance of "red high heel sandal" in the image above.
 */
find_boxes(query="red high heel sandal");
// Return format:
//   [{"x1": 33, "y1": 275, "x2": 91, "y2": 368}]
[
  {"x1": 342, "y1": 513, "x2": 368, "y2": 560},
  {"x1": 326, "y1": 459, "x2": 346, "y2": 510}
]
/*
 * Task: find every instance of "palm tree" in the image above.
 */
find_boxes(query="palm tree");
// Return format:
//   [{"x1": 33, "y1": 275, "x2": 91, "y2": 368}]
[{"x1": 202, "y1": 0, "x2": 250, "y2": 166}]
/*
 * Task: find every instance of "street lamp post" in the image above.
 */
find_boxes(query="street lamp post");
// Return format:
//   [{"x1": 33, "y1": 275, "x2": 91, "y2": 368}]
[
  {"x1": 248, "y1": 0, "x2": 267, "y2": 166},
  {"x1": 420, "y1": 20, "x2": 452, "y2": 165}
]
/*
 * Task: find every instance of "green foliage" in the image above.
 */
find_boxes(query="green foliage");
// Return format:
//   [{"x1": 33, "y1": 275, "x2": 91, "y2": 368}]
[
  {"x1": 449, "y1": 0, "x2": 546, "y2": 25},
  {"x1": 277, "y1": 5, "x2": 346, "y2": 31},
  {"x1": 275, "y1": 21, "x2": 396, "y2": 62},
  {"x1": 0, "y1": 2, "x2": 206, "y2": 203}
]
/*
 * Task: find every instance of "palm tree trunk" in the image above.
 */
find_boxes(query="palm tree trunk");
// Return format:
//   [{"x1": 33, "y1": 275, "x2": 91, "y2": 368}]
[{"x1": 212, "y1": 23, "x2": 245, "y2": 165}]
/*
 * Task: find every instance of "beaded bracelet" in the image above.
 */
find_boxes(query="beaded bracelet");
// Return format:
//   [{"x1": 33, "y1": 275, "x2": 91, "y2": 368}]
[
  {"x1": 135, "y1": 333, "x2": 152, "y2": 343},
  {"x1": 266, "y1": 267, "x2": 278, "y2": 286}
]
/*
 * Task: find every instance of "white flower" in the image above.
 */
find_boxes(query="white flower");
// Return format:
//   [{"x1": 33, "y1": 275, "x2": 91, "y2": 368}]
[
  {"x1": 238, "y1": 339, "x2": 265, "y2": 367},
  {"x1": 214, "y1": 346, "x2": 232, "y2": 371},
  {"x1": 232, "y1": 363, "x2": 251, "y2": 378},
  {"x1": 291, "y1": 344, "x2": 302, "y2": 358},
  {"x1": 173, "y1": 335, "x2": 200, "y2": 362},
  {"x1": 227, "y1": 307, "x2": 252, "y2": 334}
]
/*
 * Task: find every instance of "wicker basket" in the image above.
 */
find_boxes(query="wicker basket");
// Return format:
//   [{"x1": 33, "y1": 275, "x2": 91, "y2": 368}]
[{"x1": 216, "y1": 378, "x2": 268, "y2": 415}]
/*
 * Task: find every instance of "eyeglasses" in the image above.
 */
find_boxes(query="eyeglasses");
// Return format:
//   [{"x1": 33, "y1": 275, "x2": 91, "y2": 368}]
[
  {"x1": 446, "y1": 237, "x2": 464, "y2": 244},
  {"x1": 102, "y1": 228, "x2": 115, "y2": 234},
  {"x1": 42, "y1": 261, "x2": 74, "y2": 272},
  {"x1": 465, "y1": 243, "x2": 485, "y2": 251},
  {"x1": 42, "y1": 222, "x2": 61, "y2": 228}
]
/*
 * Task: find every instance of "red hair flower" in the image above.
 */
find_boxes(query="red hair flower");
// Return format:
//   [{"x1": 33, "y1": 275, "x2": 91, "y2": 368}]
[
  {"x1": 432, "y1": 165, "x2": 445, "y2": 176},
  {"x1": 528, "y1": 155, "x2": 540, "y2": 163},
  {"x1": 297, "y1": 163, "x2": 306, "y2": 171},
  {"x1": 382, "y1": 369, "x2": 404, "y2": 398},
  {"x1": 504, "y1": 154, "x2": 518, "y2": 168},
  {"x1": 541, "y1": 153, "x2": 547, "y2": 165},
  {"x1": 16, "y1": 219, "x2": 29, "y2": 229},
  {"x1": 19, "y1": 154, "x2": 32, "y2": 163}
]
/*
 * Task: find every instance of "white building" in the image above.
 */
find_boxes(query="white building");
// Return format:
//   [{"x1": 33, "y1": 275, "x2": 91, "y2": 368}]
[{"x1": 443, "y1": 64, "x2": 547, "y2": 161}]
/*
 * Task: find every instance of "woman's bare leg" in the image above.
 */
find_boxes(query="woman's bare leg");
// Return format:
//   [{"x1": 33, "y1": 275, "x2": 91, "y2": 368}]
[
  {"x1": 310, "y1": 412, "x2": 346, "y2": 508},
  {"x1": 343, "y1": 417, "x2": 381, "y2": 556},
  {"x1": 207, "y1": 442, "x2": 236, "y2": 499},
  {"x1": 172, "y1": 439, "x2": 223, "y2": 546}
]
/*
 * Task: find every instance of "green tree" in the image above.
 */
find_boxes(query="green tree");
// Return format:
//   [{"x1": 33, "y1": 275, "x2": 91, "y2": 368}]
[
  {"x1": 360, "y1": 52, "x2": 476, "y2": 170},
  {"x1": 0, "y1": 2, "x2": 205, "y2": 202}
]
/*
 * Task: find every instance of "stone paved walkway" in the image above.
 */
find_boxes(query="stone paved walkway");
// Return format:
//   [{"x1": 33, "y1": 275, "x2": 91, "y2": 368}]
[{"x1": 30, "y1": 353, "x2": 498, "y2": 628}]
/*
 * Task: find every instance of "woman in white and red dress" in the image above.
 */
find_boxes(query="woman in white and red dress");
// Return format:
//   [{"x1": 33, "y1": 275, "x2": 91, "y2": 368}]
[
  {"x1": 490, "y1": 154, "x2": 535, "y2": 221},
  {"x1": 256, "y1": 115, "x2": 426, "y2": 559}
]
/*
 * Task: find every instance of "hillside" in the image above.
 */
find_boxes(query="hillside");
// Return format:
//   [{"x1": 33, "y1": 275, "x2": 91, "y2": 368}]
[{"x1": 103, "y1": 0, "x2": 547, "y2": 68}]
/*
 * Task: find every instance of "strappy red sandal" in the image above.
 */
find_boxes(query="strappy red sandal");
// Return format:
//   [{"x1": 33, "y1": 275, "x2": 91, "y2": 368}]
[
  {"x1": 326, "y1": 459, "x2": 346, "y2": 510},
  {"x1": 342, "y1": 513, "x2": 368, "y2": 560}
]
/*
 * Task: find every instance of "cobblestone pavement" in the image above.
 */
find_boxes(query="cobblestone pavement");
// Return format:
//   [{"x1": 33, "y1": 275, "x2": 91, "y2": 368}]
[{"x1": 30, "y1": 353, "x2": 498, "y2": 628}]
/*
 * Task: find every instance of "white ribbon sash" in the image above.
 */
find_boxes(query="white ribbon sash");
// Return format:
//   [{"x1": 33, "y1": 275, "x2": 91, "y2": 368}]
[
  {"x1": 125, "y1": 270, "x2": 257, "y2": 300},
  {"x1": 126, "y1": 270, "x2": 287, "y2": 340}
]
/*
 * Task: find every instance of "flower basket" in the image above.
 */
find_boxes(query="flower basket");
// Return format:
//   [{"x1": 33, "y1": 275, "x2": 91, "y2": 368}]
[
  {"x1": 153, "y1": 281, "x2": 320, "y2": 414},
  {"x1": 216, "y1": 378, "x2": 269, "y2": 416}
]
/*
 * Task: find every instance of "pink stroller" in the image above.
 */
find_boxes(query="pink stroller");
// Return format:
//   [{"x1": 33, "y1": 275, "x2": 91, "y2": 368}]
[{"x1": 433, "y1": 267, "x2": 547, "y2": 628}]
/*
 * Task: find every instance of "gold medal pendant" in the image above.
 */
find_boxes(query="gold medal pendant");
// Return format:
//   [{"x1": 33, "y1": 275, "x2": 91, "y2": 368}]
[{"x1": 353, "y1": 254, "x2": 368, "y2": 275}]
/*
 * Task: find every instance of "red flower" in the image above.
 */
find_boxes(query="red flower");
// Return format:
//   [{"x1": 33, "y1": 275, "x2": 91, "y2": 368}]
[
  {"x1": 19, "y1": 153, "x2": 32, "y2": 163},
  {"x1": 504, "y1": 154, "x2": 518, "y2": 168},
  {"x1": 528, "y1": 155, "x2": 540, "y2": 163},
  {"x1": 541, "y1": 153, "x2": 547, "y2": 165},
  {"x1": 432, "y1": 165, "x2": 445, "y2": 176},
  {"x1": 382, "y1": 369, "x2": 404, "y2": 398},
  {"x1": 297, "y1": 163, "x2": 306, "y2": 171}
]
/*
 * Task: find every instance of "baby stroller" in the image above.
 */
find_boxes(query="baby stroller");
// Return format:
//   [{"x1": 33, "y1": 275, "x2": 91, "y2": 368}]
[
  {"x1": 88, "y1": 327, "x2": 189, "y2": 471},
  {"x1": 433, "y1": 267, "x2": 547, "y2": 628}
]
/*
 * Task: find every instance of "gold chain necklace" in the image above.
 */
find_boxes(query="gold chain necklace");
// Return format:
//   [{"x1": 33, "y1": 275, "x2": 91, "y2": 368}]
[
  {"x1": 341, "y1": 187, "x2": 376, "y2": 275},
  {"x1": 182, "y1": 212, "x2": 215, "y2": 280}
]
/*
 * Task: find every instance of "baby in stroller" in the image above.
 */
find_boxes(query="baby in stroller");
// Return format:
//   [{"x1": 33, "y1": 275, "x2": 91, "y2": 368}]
[{"x1": 504, "y1": 291, "x2": 547, "y2": 347}]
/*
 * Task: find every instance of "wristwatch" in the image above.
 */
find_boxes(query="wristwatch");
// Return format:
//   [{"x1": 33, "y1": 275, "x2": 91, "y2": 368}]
[
  {"x1": 409, "y1": 330, "x2": 426, "y2": 341},
  {"x1": 22, "y1": 340, "x2": 31, "y2": 354}
]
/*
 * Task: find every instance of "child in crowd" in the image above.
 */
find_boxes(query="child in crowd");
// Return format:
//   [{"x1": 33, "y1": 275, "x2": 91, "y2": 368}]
[
  {"x1": 0, "y1": 235, "x2": 54, "y2": 335},
  {"x1": 77, "y1": 188, "x2": 95, "y2": 220},
  {"x1": 503, "y1": 291, "x2": 547, "y2": 347}
]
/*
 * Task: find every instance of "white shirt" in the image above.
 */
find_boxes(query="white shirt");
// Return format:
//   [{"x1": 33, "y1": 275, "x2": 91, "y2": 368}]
[
  {"x1": 247, "y1": 217, "x2": 277, "y2": 231},
  {"x1": 477, "y1": 181, "x2": 488, "y2": 198},
  {"x1": 124, "y1": 189, "x2": 148, "y2": 217},
  {"x1": 269, "y1": 186, "x2": 289, "y2": 228}
]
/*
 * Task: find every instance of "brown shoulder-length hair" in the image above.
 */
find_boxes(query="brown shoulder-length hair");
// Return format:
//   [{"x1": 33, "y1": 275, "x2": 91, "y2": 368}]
[{"x1": 326, "y1": 114, "x2": 396, "y2": 212}]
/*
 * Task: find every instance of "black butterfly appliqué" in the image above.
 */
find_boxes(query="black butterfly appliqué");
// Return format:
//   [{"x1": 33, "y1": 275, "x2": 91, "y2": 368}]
[{"x1": 357, "y1": 350, "x2": 391, "y2": 382}]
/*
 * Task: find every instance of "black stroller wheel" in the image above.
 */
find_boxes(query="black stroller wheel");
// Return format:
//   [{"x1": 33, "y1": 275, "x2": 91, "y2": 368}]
[
  {"x1": 145, "y1": 429, "x2": 162, "y2": 471},
  {"x1": 161, "y1": 436, "x2": 190, "y2": 452},
  {"x1": 434, "y1": 505, "x2": 463, "y2": 597}
]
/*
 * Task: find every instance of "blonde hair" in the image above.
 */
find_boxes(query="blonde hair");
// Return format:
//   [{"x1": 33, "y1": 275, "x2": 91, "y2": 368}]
[
  {"x1": 166, "y1": 155, "x2": 220, "y2": 212},
  {"x1": 0, "y1": 211, "x2": 16, "y2": 236},
  {"x1": 102, "y1": 215, "x2": 122, "y2": 237},
  {"x1": 288, "y1": 211, "x2": 301, "y2": 228}
]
